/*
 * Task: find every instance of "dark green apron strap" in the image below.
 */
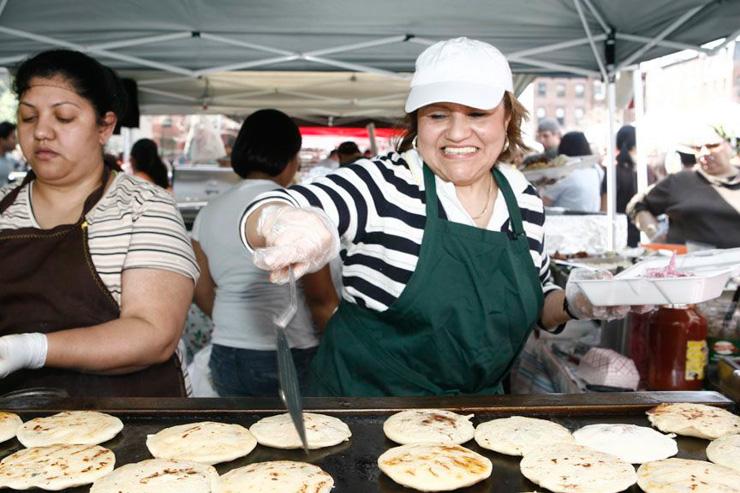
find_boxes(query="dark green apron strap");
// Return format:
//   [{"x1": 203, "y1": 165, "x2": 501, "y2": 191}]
[{"x1": 493, "y1": 167, "x2": 526, "y2": 238}]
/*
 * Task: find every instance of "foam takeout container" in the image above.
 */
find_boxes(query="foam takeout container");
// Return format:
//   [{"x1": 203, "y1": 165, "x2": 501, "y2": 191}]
[{"x1": 572, "y1": 248, "x2": 740, "y2": 306}]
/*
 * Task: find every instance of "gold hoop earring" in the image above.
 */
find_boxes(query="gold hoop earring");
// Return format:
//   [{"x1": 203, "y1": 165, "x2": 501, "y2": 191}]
[{"x1": 412, "y1": 136, "x2": 418, "y2": 150}]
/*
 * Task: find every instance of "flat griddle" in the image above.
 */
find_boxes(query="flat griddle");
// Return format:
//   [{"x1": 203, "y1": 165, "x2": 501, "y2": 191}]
[{"x1": 0, "y1": 391, "x2": 735, "y2": 493}]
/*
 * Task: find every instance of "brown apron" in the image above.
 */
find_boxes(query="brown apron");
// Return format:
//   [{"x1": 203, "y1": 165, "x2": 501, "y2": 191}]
[{"x1": 0, "y1": 166, "x2": 186, "y2": 397}]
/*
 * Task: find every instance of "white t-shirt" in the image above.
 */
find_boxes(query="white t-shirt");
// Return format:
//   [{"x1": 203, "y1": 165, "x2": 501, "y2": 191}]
[
  {"x1": 192, "y1": 179, "x2": 318, "y2": 351},
  {"x1": 0, "y1": 173, "x2": 199, "y2": 304},
  {"x1": 542, "y1": 166, "x2": 603, "y2": 212}
]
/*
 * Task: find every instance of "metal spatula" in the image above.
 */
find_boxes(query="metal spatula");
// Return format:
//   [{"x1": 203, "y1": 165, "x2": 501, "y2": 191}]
[{"x1": 273, "y1": 265, "x2": 309, "y2": 453}]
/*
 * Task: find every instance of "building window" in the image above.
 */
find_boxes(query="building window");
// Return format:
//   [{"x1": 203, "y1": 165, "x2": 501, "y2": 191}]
[
  {"x1": 536, "y1": 107, "x2": 547, "y2": 119},
  {"x1": 593, "y1": 81, "x2": 605, "y2": 100},
  {"x1": 574, "y1": 107, "x2": 585, "y2": 121},
  {"x1": 555, "y1": 107, "x2": 565, "y2": 126},
  {"x1": 537, "y1": 82, "x2": 547, "y2": 96},
  {"x1": 575, "y1": 83, "x2": 585, "y2": 98},
  {"x1": 556, "y1": 83, "x2": 566, "y2": 98}
]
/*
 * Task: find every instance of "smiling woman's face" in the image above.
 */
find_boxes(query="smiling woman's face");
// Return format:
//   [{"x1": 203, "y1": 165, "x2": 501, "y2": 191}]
[
  {"x1": 416, "y1": 102, "x2": 509, "y2": 187},
  {"x1": 17, "y1": 76, "x2": 114, "y2": 186}
]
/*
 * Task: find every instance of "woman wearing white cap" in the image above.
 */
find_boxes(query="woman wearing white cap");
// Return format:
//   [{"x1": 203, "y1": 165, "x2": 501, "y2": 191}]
[{"x1": 240, "y1": 38, "x2": 628, "y2": 396}]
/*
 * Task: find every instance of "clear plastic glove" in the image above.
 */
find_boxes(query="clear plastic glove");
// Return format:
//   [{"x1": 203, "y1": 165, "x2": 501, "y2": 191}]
[
  {"x1": 0, "y1": 333, "x2": 48, "y2": 379},
  {"x1": 253, "y1": 204, "x2": 340, "y2": 284},
  {"x1": 565, "y1": 268, "x2": 631, "y2": 321}
]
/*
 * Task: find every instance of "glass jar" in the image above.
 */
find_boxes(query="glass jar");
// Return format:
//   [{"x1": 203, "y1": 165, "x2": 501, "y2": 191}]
[{"x1": 647, "y1": 305, "x2": 708, "y2": 391}]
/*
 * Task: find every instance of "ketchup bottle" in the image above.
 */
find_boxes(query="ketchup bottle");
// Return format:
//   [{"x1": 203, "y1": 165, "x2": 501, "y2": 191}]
[{"x1": 647, "y1": 305, "x2": 708, "y2": 391}]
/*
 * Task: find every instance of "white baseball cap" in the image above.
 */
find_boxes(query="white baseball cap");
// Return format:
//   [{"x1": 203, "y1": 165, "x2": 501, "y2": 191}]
[{"x1": 405, "y1": 37, "x2": 513, "y2": 113}]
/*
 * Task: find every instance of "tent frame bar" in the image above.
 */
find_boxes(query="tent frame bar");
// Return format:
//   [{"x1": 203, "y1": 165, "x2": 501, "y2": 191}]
[
  {"x1": 617, "y1": 4, "x2": 706, "y2": 71},
  {"x1": 0, "y1": 25, "x2": 195, "y2": 75},
  {"x1": 574, "y1": 0, "x2": 608, "y2": 80},
  {"x1": 581, "y1": 0, "x2": 610, "y2": 34}
]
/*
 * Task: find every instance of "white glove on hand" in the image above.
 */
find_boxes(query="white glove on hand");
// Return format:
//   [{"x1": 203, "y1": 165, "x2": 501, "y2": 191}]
[
  {"x1": 253, "y1": 204, "x2": 340, "y2": 284},
  {"x1": 0, "y1": 333, "x2": 48, "y2": 379},
  {"x1": 565, "y1": 268, "x2": 631, "y2": 321}
]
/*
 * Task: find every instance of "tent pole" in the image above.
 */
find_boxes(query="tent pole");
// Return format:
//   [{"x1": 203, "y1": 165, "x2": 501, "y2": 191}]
[
  {"x1": 632, "y1": 67, "x2": 647, "y2": 194},
  {"x1": 631, "y1": 66, "x2": 649, "y2": 244},
  {"x1": 606, "y1": 78, "x2": 617, "y2": 252}
]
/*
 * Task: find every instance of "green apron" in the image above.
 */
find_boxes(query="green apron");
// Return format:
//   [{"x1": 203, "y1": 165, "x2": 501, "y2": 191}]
[{"x1": 308, "y1": 164, "x2": 544, "y2": 396}]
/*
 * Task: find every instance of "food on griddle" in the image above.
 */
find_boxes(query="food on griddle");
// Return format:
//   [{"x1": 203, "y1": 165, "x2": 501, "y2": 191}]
[
  {"x1": 0, "y1": 444, "x2": 114, "y2": 491},
  {"x1": 249, "y1": 412, "x2": 351, "y2": 450},
  {"x1": 0, "y1": 411, "x2": 22, "y2": 443},
  {"x1": 520, "y1": 442, "x2": 637, "y2": 493},
  {"x1": 146, "y1": 421, "x2": 257, "y2": 465},
  {"x1": 378, "y1": 443, "x2": 492, "y2": 491},
  {"x1": 383, "y1": 409, "x2": 474, "y2": 445},
  {"x1": 217, "y1": 461, "x2": 334, "y2": 493},
  {"x1": 473, "y1": 416, "x2": 573, "y2": 456},
  {"x1": 572, "y1": 423, "x2": 677, "y2": 464},
  {"x1": 90, "y1": 458, "x2": 217, "y2": 493},
  {"x1": 637, "y1": 458, "x2": 740, "y2": 493},
  {"x1": 16, "y1": 410, "x2": 123, "y2": 448},
  {"x1": 647, "y1": 403, "x2": 740, "y2": 440},
  {"x1": 706, "y1": 434, "x2": 740, "y2": 472}
]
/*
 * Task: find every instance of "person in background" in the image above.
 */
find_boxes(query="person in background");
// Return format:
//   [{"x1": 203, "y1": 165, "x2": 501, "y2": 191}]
[
  {"x1": 336, "y1": 141, "x2": 363, "y2": 166},
  {"x1": 129, "y1": 138, "x2": 170, "y2": 190},
  {"x1": 314, "y1": 148, "x2": 339, "y2": 170},
  {"x1": 240, "y1": 37, "x2": 633, "y2": 397},
  {"x1": 601, "y1": 124, "x2": 640, "y2": 246},
  {"x1": 522, "y1": 117, "x2": 562, "y2": 166},
  {"x1": 192, "y1": 109, "x2": 338, "y2": 397},
  {"x1": 541, "y1": 131, "x2": 603, "y2": 212},
  {"x1": 0, "y1": 122, "x2": 18, "y2": 186},
  {"x1": 0, "y1": 49, "x2": 198, "y2": 396},
  {"x1": 628, "y1": 126, "x2": 740, "y2": 248},
  {"x1": 217, "y1": 134, "x2": 236, "y2": 168}
]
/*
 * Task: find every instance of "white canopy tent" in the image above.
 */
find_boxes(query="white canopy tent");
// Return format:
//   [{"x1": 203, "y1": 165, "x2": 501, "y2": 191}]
[{"x1": 0, "y1": 0, "x2": 738, "y2": 249}]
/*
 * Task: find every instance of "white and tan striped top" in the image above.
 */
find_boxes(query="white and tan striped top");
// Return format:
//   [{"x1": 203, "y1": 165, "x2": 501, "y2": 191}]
[{"x1": 0, "y1": 172, "x2": 199, "y2": 304}]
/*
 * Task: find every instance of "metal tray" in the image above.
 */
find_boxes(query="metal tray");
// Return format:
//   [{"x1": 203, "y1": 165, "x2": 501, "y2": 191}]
[{"x1": 0, "y1": 392, "x2": 735, "y2": 493}]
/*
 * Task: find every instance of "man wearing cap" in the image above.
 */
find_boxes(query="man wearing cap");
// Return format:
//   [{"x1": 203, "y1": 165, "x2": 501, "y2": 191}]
[
  {"x1": 522, "y1": 117, "x2": 562, "y2": 166},
  {"x1": 238, "y1": 37, "x2": 632, "y2": 396},
  {"x1": 336, "y1": 141, "x2": 363, "y2": 166}
]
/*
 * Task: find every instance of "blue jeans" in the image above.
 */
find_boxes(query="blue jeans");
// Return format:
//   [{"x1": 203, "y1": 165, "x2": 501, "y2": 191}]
[{"x1": 209, "y1": 344, "x2": 317, "y2": 397}]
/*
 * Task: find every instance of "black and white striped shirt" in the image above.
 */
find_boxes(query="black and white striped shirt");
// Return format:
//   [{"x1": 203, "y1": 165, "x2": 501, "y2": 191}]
[
  {"x1": 242, "y1": 150, "x2": 559, "y2": 312},
  {"x1": 0, "y1": 173, "x2": 199, "y2": 304}
]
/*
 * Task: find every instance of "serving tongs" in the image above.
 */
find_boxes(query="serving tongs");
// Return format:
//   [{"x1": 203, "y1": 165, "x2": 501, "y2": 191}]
[{"x1": 273, "y1": 265, "x2": 309, "y2": 453}]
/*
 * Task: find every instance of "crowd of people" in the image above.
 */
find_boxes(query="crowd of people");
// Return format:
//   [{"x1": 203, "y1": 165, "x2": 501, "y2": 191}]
[{"x1": 0, "y1": 37, "x2": 737, "y2": 398}]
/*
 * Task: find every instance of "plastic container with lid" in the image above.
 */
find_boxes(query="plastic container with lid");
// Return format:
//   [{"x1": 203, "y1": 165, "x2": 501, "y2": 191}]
[{"x1": 647, "y1": 305, "x2": 708, "y2": 391}]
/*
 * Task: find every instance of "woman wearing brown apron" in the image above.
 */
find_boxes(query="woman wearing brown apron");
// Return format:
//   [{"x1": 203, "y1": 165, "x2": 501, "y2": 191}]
[{"x1": 0, "y1": 50, "x2": 198, "y2": 397}]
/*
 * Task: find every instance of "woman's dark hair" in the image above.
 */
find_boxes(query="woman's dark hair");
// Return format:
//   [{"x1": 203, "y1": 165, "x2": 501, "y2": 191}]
[
  {"x1": 0, "y1": 122, "x2": 16, "y2": 139},
  {"x1": 13, "y1": 49, "x2": 127, "y2": 125},
  {"x1": 616, "y1": 125, "x2": 636, "y2": 168},
  {"x1": 231, "y1": 109, "x2": 301, "y2": 178},
  {"x1": 397, "y1": 91, "x2": 530, "y2": 163},
  {"x1": 130, "y1": 139, "x2": 169, "y2": 189},
  {"x1": 557, "y1": 131, "x2": 592, "y2": 157}
]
